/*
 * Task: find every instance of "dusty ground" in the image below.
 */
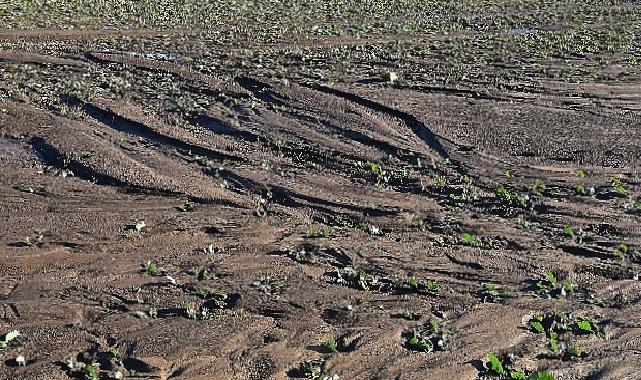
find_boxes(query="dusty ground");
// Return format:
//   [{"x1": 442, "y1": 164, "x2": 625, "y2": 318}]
[{"x1": 1, "y1": 1, "x2": 641, "y2": 379}]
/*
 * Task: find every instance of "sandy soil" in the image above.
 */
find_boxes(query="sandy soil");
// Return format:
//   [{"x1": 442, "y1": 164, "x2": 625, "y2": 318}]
[{"x1": 1, "y1": 6, "x2": 641, "y2": 380}]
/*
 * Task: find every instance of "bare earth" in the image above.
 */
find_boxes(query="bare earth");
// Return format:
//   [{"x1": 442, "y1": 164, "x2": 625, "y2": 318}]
[{"x1": 1, "y1": 5, "x2": 641, "y2": 380}]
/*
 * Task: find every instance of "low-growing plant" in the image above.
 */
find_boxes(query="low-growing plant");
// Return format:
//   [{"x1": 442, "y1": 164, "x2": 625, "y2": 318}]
[
  {"x1": 252, "y1": 274, "x2": 285, "y2": 294},
  {"x1": 325, "y1": 337, "x2": 337, "y2": 353},
  {"x1": 486, "y1": 352, "x2": 504, "y2": 375},
  {"x1": 307, "y1": 226, "x2": 320, "y2": 238},
  {"x1": 406, "y1": 329, "x2": 432, "y2": 352},
  {"x1": 478, "y1": 283, "x2": 512, "y2": 303},
  {"x1": 532, "y1": 179, "x2": 546, "y2": 198},
  {"x1": 141, "y1": 261, "x2": 158, "y2": 275},
  {"x1": 295, "y1": 358, "x2": 340, "y2": 380},
  {"x1": 357, "y1": 222, "x2": 382, "y2": 235},
  {"x1": 529, "y1": 312, "x2": 604, "y2": 355},
  {"x1": 326, "y1": 268, "x2": 438, "y2": 295},
  {"x1": 65, "y1": 355, "x2": 99, "y2": 380},
  {"x1": 405, "y1": 321, "x2": 451, "y2": 352},
  {"x1": 483, "y1": 352, "x2": 556, "y2": 379},
  {"x1": 406, "y1": 278, "x2": 440, "y2": 294},
  {"x1": 612, "y1": 177, "x2": 627, "y2": 195},
  {"x1": 613, "y1": 242, "x2": 637, "y2": 263},
  {"x1": 24, "y1": 229, "x2": 45, "y2": 247},
  {"x1": 176, "y1": 201, "x2": 194, "y2": 212},
  {"x1": 496, "y1": 186, "x2": 529, "y2": 208},
  {"x1": 564, "y1": 346, "x2": 586, "y2": 360},
  {"x1": 516, "y1": 217, "x2": 531, "y2": 230},
  {"x1": 462, "y1": 232, "x2": 476, "y2": 246},
  {"x1": 533, "y1": 271, "x2": 574, "y2": 299}
]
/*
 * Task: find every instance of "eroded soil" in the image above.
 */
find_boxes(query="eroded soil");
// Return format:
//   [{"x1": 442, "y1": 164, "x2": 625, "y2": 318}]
[{"x1": 1, "y1": 2, "x2": 641, "y2": 379}]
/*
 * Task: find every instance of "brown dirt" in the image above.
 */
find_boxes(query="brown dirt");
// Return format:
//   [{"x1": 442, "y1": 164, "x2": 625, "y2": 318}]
[{"x1": 1, "y1": 24, "x2": 641, "y2": 380}]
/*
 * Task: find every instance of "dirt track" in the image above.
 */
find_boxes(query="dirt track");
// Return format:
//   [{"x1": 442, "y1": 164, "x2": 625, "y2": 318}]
[{"x1": 1, "y1": 3, "x2": 641, "y2": 379}]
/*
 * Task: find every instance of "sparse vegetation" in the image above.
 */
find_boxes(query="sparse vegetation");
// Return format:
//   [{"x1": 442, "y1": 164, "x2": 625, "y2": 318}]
[
  {"x1": 24, "y1": 229, "x2": 45, "y2": 247},
  {"x1": 3, "y1": 1, "x2": 640, "y2": 378},
  {"x1": 176, "y1": 201, "x2": 195, "y2": 212},
  {"x1": 478, "y1": 283, "x2": 512, "y2": 303},
  {"x1": 462, "y1": 232, "x2": 476, "y2": 246}
]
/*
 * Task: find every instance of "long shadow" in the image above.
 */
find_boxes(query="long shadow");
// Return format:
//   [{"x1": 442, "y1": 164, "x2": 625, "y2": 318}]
[{"x1": 62, "y1": 95, "x2": 240, "y2": 163}]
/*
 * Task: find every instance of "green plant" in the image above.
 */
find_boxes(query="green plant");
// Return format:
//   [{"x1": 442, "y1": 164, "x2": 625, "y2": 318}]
[
  {"x1": 83, "y1": 363, "x2": 99, "y2": 380},
  {"x1": 478, "y1": 283, "x2": 512, "y2": 303},
  {"x1": 65, "y1": 356, "x2": 99, "y2": 380},
  {"x1": 404, "y1": 320, "x2": 451, "y2": 353},
  {"x1": 528, "y1": 371, "x2": 556, "y2": 380},
  {"x1": 562, "y1": 225, "x2": 574, "y2": 237},
  {"x1": 425, "y1": 280, "x2": 439, "y2": 293},
  {"x1": 532, "y1": 179, "x2": 546, "y2": 198},
  {"x1": 297, "y1": 358, "x2": 339, "y2": 380},
  {"x1": 462, "y1": 232, "x2": 476, "y2": 246},
  {"x1": 496, "y1": 186, "x2": 529, "y2": 208},
  {"x1": 406, "y1": 329, "x2": 433, "y2": 352},
  {"x1": 516, "y1": 217, "x2": 531, "y2": 229},
  {"x1": 176, "y1": 201, "x2": 194, "y2": 212},
  {"x1": 307, "y1": 226, "x2": 319, "y2": 238},
  {"x1": 614, "y1": 243, "x2": 632, "y2": 262},
  {"x1": 398, "y1": 277, "x2": 439, "y2": 294},
  {"x1": 565, "y1": 346, "x2": 584, "y2": 359},
  {"x1": 25, "y1": 229, "x2": 45, "y2": 247},
  {"x1": 534, "y1": 271, "x2": 574, "y2": 299},
  {"x1": 325, "y1": 337, "x2": 337, "y2": 353},
  {"x1": 357, "y1": 222, "x2": 382, "y2": 235},
  {"x1": 142, "y1": 261, "x2": 158, "y2": 275},
  {"x1": 529, "y1": 313, "x2": 604, "y2": 355},
  {"x1": 572, "y1": 318, "x2": 604, "y2": 337},
  {"x1": 504, "y1": 169, "x2": 511, "y2": 179},
  {"x1": 487, "y1": 352, "x2": 504, "y2": 375},
  {"x1": 576, "y1": 169, "x2": 586, "y2": 179},
  {"x1": 612, "y1": 177, "x2": 627, "y2": 195}
]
